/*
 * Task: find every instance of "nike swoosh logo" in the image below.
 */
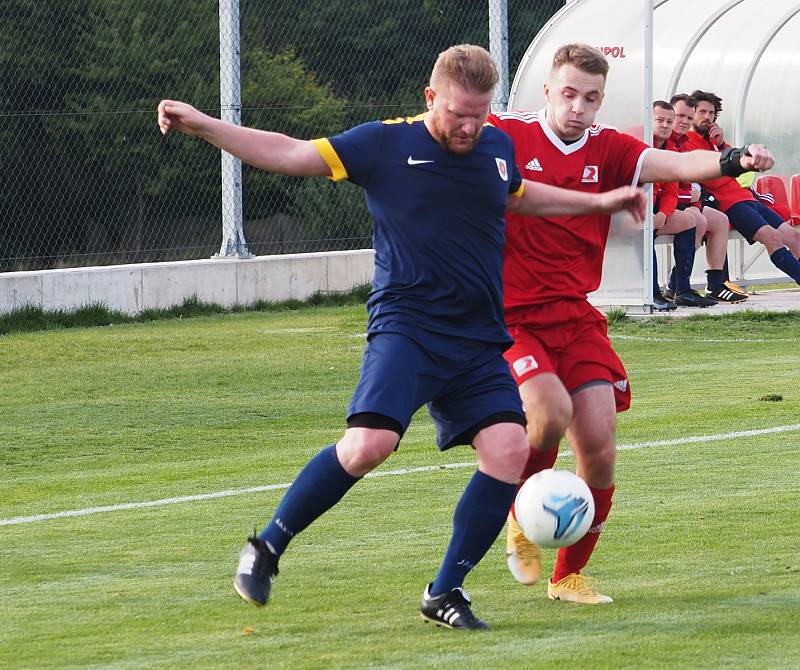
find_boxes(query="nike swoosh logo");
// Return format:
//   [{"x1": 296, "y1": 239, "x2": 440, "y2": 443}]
[{"x1": 407, "y1": 156, "x2": 434, "y2": 165}]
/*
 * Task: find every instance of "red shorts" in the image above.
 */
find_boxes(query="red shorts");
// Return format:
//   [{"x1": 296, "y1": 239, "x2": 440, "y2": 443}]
[{"x1": 504, "y1": 301, "x2": 631, "y2": 413}]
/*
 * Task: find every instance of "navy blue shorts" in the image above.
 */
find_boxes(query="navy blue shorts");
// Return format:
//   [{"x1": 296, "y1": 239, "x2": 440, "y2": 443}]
[
  {"x1": 726, "y1": 200, "x2": 784, "y2": 244},
  {"x1": 347, "y1": 332, "x2": 524, "y2": 450}
]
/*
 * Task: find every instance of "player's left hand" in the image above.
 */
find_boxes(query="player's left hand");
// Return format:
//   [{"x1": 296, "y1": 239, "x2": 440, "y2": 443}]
[
  {"x1": 599, "y1": 186, "x2": 648, "y2": 222},
  {"x1": 741, "y1": 144, "x2": 774, "y2": 172}
]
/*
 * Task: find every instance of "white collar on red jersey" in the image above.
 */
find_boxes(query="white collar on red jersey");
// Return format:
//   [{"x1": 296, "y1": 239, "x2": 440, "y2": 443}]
[{"x1": 541, "y1": 107, "x2": 590, "y2": 155}]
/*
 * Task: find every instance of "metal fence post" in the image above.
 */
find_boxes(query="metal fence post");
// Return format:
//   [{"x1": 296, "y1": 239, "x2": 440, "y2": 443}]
[
  {"x1": 643, "y1": 0, "x2": 654, "y2": 308},
  {"x1": 489, "y1": 0, "x2": 509, "y2": 113},
  {"x1": 217, "y1": 0, "x2": 250, "y2": 258}
]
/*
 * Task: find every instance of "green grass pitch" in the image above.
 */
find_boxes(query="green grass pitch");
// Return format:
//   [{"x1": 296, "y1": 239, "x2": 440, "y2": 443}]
[{"x1": 1, "y1": 306, "x2": 799, "y2": 669}]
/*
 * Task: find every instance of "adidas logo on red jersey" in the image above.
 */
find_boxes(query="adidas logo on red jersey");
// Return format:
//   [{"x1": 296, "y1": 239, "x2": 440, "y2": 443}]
[{"x1": 525, "y1": 157, "x2": 543, "y2": 172}]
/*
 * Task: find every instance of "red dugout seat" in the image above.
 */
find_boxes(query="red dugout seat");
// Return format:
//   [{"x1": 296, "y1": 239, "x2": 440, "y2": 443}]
[
  {"x1": 754, "y1": 174, "x2": 797, "y2": 225},
  {"x1": 790, "y1": 174, "x2": 800, "y2": 226}
]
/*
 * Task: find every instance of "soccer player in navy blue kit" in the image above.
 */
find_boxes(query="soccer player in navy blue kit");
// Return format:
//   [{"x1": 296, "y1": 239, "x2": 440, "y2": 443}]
[{"x1": 157, "y1": 44, "x2": 646, "y2": 629}]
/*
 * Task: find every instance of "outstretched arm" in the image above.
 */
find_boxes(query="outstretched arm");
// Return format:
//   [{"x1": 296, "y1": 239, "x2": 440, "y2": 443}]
[
  {"x1": 639, "y1": 144, "x2": 773, "y2": 184},
  {"x1": 507, "y1": 181, "x2": 647, "y2": 221},
  {"x1": 156, "y1": 100, "x2": 331, "y2": 177}
]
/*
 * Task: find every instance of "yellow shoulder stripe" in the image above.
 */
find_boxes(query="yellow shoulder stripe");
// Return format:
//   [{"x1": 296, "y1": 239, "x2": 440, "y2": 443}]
[
  {"x1": 383, "y1": 113, "x2": 426, "y2": 125},
  {"x1": 511, "y1": 181, "x2": 525, "y2": 199},
  {"x1": 311, "y1": 138, "x2": 348, "y2": 182}
]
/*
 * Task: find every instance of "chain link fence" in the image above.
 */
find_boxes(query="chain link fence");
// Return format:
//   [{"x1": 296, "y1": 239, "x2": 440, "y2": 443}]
[{"x1": 1, "y1": 0, "x2": 564, "y2": 273}]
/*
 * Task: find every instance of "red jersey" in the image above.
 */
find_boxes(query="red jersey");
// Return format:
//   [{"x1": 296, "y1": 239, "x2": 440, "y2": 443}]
[
  {"x1": 668, "y1": 132, "x2": 694, "y2": 205},
  {"x1": 488, "y1": 109, "x2": 650, "y2": 319},
  {"x1": 653, "y1": 179, "x2": 679, "y2": 217},
  {"x1": 684, "y1": 130, "x2": 754, "y2": 211},
  {"x1": 652, "y1": 135, "x2": 679, "y2": 216}
]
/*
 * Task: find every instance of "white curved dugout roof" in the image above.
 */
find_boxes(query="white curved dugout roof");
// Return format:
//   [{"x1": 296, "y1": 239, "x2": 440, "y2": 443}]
[{"x1": 511, "y1": 0, "x2": 800, "y2": 175}]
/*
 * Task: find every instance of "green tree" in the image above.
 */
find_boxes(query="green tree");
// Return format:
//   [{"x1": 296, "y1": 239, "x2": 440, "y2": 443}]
[
  {"x1": 0, "y1": 2, "x2": 89, "y2": 268},
  {"x1": 241, "y1": 48, "x2": 348, "y2": 225},
  {"x1": 55, "y1": 0, "x2": 222, "y2": 262},
  {"x1": 1, "y1": 1, "x2": 561, "y2": 270},
  {"x1": 1, "y1": 0, "x2": 353, "y2": 268}
]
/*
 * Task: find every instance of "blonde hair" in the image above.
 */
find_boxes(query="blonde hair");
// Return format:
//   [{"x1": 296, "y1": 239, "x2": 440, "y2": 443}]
[
  {"x1": 430, "y1": 44, "x2": 499, "y2": 93},
  {"x1": 551, "y1": 43, "x2": 609, "y2": 79}
]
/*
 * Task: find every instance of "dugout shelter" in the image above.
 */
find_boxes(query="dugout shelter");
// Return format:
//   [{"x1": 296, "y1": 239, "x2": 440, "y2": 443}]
[{"x1": 509, "y1": 0, "x2": 800, "y2": 310}]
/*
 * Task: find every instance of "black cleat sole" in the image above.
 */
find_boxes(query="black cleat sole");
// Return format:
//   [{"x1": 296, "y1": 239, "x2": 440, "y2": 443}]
[
  {"x1": 234, "y1": 580, "x2": 267, "y2": 607},
  {"x1": 420, "y1": 613, "x2": 489, "y2": 630}
]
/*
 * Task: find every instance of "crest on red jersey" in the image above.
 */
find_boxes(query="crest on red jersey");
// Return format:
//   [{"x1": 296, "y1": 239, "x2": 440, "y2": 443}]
[
  {"x1": 495, "y1": 157, "x2": 508, "y2": 181},
  {"x1": 581, "y1": 165, "x2": 599, "y2": 183},
  {"x1": 512, "y1": 355, "x2": 539, "y2": 377}
]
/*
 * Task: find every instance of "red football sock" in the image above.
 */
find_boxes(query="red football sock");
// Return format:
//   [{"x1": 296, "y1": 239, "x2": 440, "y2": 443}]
[
  {"x1": 552, "y1": 484, "x2": 615, "y2": 582},
  {"x1": 510, "y1": 446, "x2": 559, "y2": 521}
]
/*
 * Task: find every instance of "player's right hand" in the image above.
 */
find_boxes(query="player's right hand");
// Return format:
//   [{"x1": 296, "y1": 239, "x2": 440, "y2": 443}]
[
  {"x1": 741, "y1": 144, "x2": 774, "y2": 172},
  {"x1": 157, "y1": 100, "x2": 208, "y2": 137},
  {"x1": 600, "y1": 186, "x2": 648, "y2": 222}
]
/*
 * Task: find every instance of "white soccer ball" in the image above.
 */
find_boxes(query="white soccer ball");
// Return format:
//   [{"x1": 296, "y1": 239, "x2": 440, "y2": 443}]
[{"x1": 514, "y1": 469, "x2": 595, "y2": 548}]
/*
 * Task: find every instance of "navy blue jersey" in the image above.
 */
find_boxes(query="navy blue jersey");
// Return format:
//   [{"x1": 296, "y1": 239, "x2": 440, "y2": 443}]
[{"x1": 313, "y1": 114, "x2": 523, "y2": 347}]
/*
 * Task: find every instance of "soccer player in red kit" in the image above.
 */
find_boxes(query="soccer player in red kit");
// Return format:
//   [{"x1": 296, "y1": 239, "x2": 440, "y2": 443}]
[
  {"x1": 651, "y1": 100, "x2": 716, "y2": 308},
  {"x1": 685, "y1": 90, "x2": 800, "y2": 277},
  {"x1": 667, "y1": 93, "x2": 745, "y2": 303},
  {"x1": 488, "y1": 43, "x2": 775, "y2": 604}
]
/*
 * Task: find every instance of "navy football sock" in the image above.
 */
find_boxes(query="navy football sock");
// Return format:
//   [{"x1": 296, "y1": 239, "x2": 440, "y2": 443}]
[
  {"x1": 652, "y1": 248, "x2": 661, "y2": 297},
  {"x1": 668, "y1": 266, "x2": 676, "y2": 292},
  {"x1": 706, "y1": 269, "x2": 724, "y2": 292},
  {"x1": 770, "y1": 247, "x2": 800, "y2": 285},
  {"x1": 259, "y1": 445, "x2": 360, "y2": 556},
  {"x1": 672, "y1": 228, "x2": 696, "y2": 294},
  {"x1": 722, "y1": 257, "x2": 731, "y2": 282},
  {"x1": 431, "y1": 470, "x2": 517, "y2": 595}
]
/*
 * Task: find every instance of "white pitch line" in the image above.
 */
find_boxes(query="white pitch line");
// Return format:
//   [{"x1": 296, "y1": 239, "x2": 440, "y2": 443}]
[
  {"x1": 611, "y1": 334, "x2": 798, "y2": 343},
  {"x1": 614, "y1": 423, "x2": 800, "y2": 450},
  {"x1": 2, "y1": 424, "x2": 799, "y2": 527}
]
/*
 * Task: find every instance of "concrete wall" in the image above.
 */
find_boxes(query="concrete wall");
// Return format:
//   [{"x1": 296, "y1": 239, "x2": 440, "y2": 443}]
[
  {"x1": 0, "y1": 249, "x2": 376, "y2": 315},
  {"x1": 0, "y1": 240, "x2": 786, "y2": 316}
]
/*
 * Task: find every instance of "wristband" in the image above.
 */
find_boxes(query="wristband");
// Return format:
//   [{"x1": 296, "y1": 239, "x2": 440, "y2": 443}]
[{"x1": 719, "y1": 146, "x2": 749, "y2": 178}]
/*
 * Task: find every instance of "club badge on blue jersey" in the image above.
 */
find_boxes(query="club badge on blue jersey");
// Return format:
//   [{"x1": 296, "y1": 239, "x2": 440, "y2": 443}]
[{"x1": 496, "y1": 157, "x2": 508, "y2": 181}]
